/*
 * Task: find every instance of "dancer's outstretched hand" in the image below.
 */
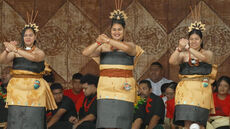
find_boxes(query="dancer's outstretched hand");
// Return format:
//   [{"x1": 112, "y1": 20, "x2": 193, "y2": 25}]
[
  {"x1": 10, "y1": 41, "x2": 18, "y2": 46},
  {"x1": 179, "y1": 38, "x2": 188, "y2": 50},
  {"x1": 4, "y1": 42, "x2": 16, "y2": 53},
  {"x1": 99, "y1": 34, "x2": 110, "y2": 44}
]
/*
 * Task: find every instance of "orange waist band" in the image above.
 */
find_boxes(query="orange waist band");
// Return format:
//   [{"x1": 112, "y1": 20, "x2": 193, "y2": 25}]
[{"x1": 100, "y1": 69, "x2": 133, "y2": 78}]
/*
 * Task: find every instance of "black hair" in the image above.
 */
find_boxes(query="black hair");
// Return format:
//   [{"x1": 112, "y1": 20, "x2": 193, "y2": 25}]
[
  {"x1": 212, "y1": 80, "x2": 217, "y2": 92},
  {"x1": 21, "y1": 27, "x2": 37, "y2": 48},
  {"x1": 188, "y1": 29, "x2": 203, "y2": 48},
  {"x1": 139, "y1": 80, "x2": 152, "y2": 89},
  {"x1": 111, "y1": 19, "x2": 126, "y2": 28},
  {"x1": 72, "y1": 73, "x2": 83, "y2": 80},
  {"x1": 80, "y1": 74, "x2": 99, "y2": 88},
  {"x1": 161, "y1": 83, "x2": 170, "y2": 93},
  {"x1": 151, "y1": 62, "x2": 163, "y2": 69},
  {"x1": 0, "y1": 83, "x2": 7, "y2": 93},
  {"x1": 166, "y1": 82, "x2": 177, "y2": 91},
  {"x1": 43, "y1": 72, "x2": 54, "y2": 83},
  {"x1": 50, "y1": 83, "x2": 63, "y2": 91},
  {"x1": 216, "y1": 76, "x2": 230, "y2": 92}
]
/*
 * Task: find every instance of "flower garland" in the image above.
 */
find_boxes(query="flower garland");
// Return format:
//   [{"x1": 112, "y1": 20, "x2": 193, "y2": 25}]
[
  {"x1": 134, "y1": 96, "x2": 146, "y2": 111},
  {"x1": 0, "y1": 87, "x2": 7, "y2": 102}
]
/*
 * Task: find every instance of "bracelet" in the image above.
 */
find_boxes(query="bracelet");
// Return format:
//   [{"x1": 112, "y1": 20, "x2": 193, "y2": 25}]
[
  {"x1": 176, "y1": 47, "x2": 182, "y2": 52},
  {"x1": 96, "y1": 41, "x2": 102, "y2": 46}
]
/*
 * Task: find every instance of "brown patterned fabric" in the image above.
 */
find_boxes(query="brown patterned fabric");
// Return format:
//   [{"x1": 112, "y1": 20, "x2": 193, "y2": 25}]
[{"x1": 100, "y1": 69, "x2": 133, "y2": 78}]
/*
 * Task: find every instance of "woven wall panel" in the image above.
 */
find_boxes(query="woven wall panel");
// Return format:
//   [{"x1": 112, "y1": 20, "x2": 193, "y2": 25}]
[
  {"x1": 204, "y1": 0, "x2": 230, "y2": 28},
  {"x1": 38, "y1": 2, "x2": 68, "y2": 84},
  {"x1": 67, "y1": 2, "x2": 99, "y2": 83},
  {"x1": 201, "y1": 1, "x2": 230, "y2": 65}
]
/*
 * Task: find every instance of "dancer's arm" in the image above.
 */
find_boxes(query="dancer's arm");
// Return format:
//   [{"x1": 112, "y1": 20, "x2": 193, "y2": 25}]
[
  {"x1": 181, "y1": 37, "x2": 213, "y2": 63},
  {"x1": 169, "y1": 48, "x2": 184, "y2": 65},
  {"x1": 188, "y1": 48, "x2": 213, "y2": 63},
  {"x1": 169, "y1": 38, "x2": 187, "y2": 65},
  {"x1": 100, "y1": 34, "x2": 136, "y2": 56},
  {"x1": 82, "y1": 36, "x2": 103, "y2": 57},
  {"x1": 0, "y1": 42, "x2": 15, "y2": 64},
  {"x1": 0, "y1": 50, "x2": 15, "y2": 64},
  {"x1": 15, "y1": 48, "x2": 45, "y2": 62},
  {"x1": 82, "y1": 42, "x2": 102, "y2": 57},
  {"x1": 4, "y1": 42, "x2": 45, "y2": 62}
]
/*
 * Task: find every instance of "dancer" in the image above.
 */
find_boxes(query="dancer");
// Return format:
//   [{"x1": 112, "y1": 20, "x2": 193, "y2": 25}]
[
  {"x1": 169, "y1": 5, "x2": 217, "y2": 129},
  {"x1": 0, "y1": 11, "x2": 57, "y2": 129},
  {"x1": 82, "y1": 0, "x2": 144, "y2": 128}
]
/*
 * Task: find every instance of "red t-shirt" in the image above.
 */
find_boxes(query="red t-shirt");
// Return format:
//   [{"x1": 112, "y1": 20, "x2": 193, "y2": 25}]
[
  {"x1": 63, "y1": 89, "x2": 84, "y2": 112},
  {"x1": 212, "y1": 93, "x2": 230, "y2": 116},
  {"x1": 166, "y1": 98, "x2": 175, "y2": 119},
  {"x1": 76, "y1": 95, "x2": 85, "y2": 113}
]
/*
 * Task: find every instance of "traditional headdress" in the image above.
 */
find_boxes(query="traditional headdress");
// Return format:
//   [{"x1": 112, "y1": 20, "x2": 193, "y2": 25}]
[
  {"x1": 23, "y1": 10, "x2": 39, "y2": 32},
  {"x1": 109, "y1": 0, "x2": 127, "y2": 21},
  {"x1": 188, "y1": 4, "x2": 205, "y2": 32}
]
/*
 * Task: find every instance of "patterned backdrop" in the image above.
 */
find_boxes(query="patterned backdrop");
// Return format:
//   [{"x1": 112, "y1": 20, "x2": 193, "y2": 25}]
[{"x1": 0, "y1": 0, "x2": 230, "y2": 88}]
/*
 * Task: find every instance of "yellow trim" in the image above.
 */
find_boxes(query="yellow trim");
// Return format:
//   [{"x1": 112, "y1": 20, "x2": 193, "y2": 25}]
[
  {"x1": 0, "y1": 122, "x2": 7, "y2": 128},
  {"x1": 100, "y1": 65, "x2": 133, "y2": 70},
  {"x1": 11, "y1": 70, "x2": 42, "y2": 75},
  {"x1": 134, "y1": 45, "x2": 144, "y2": 67}
]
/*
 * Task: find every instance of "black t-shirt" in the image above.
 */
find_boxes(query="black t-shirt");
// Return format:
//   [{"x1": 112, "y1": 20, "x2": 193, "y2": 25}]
[
  {"x1": 0, "y1": 84, "x2": 7, "y2": 122},
  {"x1": 134, "y1": 93, "x2": 165, "y2": 127},
  {"x1": 51, "y1": 96, "x2": 77, "y2": 121},
  {"x1": 0, "y1": 99, "x2": 7, "y2": 122},
  {"x1": 79, "y1": 94, "x2": 97, "y2": 123},
  {"x1": 1, "y1": 83, "x2": 7, "y2": 93}
]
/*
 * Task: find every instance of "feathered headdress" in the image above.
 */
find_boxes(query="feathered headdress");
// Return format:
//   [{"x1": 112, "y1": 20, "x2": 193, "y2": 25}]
[
  {"x1": 109, "y1": 0, "x2": 127, "y2": 21},
  {"x1": 23, "y1": 10, "x2": 39, "y2": 32},
  {"x1": 188, "y1": 4, "x2": 205, "y2": 32}
]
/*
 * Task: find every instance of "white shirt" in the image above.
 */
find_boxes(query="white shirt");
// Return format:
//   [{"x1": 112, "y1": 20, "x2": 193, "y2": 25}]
[
  {"x1": 146, "y1": 77, "x2": 172, "y2": 96},
  {"x1": 162, "y1": 96, "x2": 167, "y2": 116}
]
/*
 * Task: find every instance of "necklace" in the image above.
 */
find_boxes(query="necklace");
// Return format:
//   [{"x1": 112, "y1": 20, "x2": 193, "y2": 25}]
[
  {"x1": 21, "y1": 46, "x2": 36, "y2": 53},
  {"x1": 145, "y1": 97, "x2": 152, "y2": 113},
  {"x1": 0, "y1": 87, "x2": 6, "y2": 102},
  {"x1": 110, "y1": 46, "x2": 118, "y2": 51},
  {"x1": 188, "y1": 48, "x2": 202, "y2": 66},
  {"x1": 84, "y1": 95, "x2": 96, "y2": 112},
  {"x1": 25, "y1": 46, "x2": 32, "y2": 50}
]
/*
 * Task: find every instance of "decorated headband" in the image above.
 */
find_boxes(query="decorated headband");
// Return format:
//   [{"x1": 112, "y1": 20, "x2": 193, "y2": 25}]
[
  {"x1": 188, "y1": 4, "x2": 205, "y2": 32},
  {"x1": 23, "y1": 10, "x2": 39, "y2": 32},
  {"x1": 109, "y1": 0, "x2": 127, "y2": 21}
]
